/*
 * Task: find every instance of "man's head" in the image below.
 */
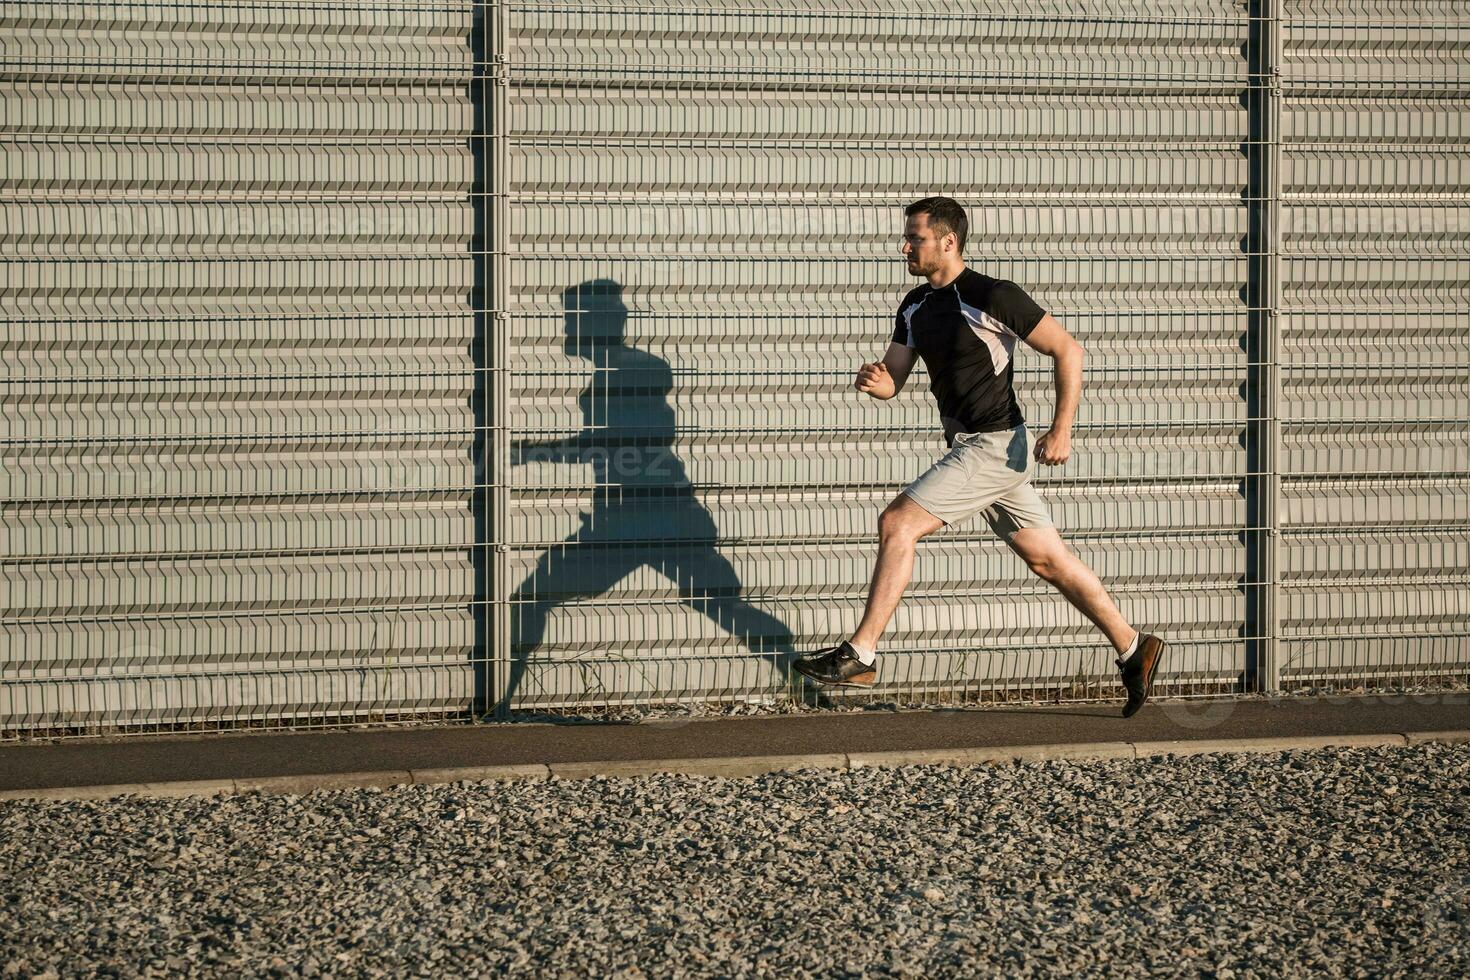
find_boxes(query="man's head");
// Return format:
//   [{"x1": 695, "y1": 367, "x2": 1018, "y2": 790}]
[
  {"x1": 902, "y1": 197, "x2": 967, "y2": 278},
  {"x1": 561, "y1": 278, "x2": 626, "y2": 357}
]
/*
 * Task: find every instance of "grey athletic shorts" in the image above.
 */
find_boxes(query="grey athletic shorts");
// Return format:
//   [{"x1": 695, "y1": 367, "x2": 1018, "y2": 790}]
[{"x1": 901, "y1": 423, "x2": 1056, "y2": 539}]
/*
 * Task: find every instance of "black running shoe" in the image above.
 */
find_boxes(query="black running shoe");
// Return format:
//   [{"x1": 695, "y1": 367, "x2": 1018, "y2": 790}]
[
  {"x1": 793, "y1": 641, "x2": 878, "y2": 688},
  {"x1": 1116, "y1": 633, "x2": 1165, "y2": 718}
]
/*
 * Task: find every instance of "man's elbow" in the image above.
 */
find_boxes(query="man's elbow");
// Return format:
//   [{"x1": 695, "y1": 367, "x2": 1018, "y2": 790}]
[{"x1": 1053, "y1": 339, "x2": 1084, "y2": 363}]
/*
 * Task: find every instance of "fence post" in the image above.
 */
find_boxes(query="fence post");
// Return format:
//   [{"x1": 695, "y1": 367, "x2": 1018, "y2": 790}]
[
  {"x1": 489, "y1": 2, "x2": 512, "y2": 719},
  {"x1": 1248, "y1": 0, "x2": 1283, "y2": 694},
  {"x1": 472, "y1": 2, "x2": 512, "y2": 720}
]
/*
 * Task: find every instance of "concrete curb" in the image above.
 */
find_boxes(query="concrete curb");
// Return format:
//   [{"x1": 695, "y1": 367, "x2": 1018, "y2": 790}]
[
  {"x1": 0, "y1": 778, "x2": 240, "y2": 802},
  {"x1": 547, "y1": 753, "x2": 849, "y2": 781},
  {"x1": 1402, "y1": 729, "x2": 1470, "y2": 746},
  {"x1": 235, "y1": 770, "x2": 414, "y2": 796},
  {"x1": 411, "y1": 764, "x2": 552, "y2": 786},
  {"x1": 848, "y1": 741, "x2": 1137, "y2": 769},
  {"x1": 1129, "y1": 732, "x2": 1410, "y2": 758},
  {"x1": 1, "y1": 731, "x2": 1465, "y2": 802}
]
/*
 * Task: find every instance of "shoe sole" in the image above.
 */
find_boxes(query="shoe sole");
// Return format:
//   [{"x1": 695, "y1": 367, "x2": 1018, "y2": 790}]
[{"x1": 1122, "y1": 637, "x2": 1165, "y2": 717}]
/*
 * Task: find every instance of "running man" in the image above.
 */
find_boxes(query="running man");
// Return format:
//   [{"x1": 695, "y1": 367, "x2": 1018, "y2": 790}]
[{"x1": 793, "y1": 197, "x2": 1165, "y2": 718}]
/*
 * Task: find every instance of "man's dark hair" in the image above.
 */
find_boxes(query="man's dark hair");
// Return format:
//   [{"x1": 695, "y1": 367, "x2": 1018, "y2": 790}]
[{"x1": 904, "y1": 196, "x2": 967, "y2": 254}]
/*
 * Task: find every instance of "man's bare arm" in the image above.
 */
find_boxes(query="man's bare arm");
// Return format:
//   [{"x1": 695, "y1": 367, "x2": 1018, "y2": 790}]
[
  {"x1": 1022, "y1": 313, "x2": 1082, "y2": 431},
  {"x1": 855, "y1": 342, "x2": 918, "y2": 400}
]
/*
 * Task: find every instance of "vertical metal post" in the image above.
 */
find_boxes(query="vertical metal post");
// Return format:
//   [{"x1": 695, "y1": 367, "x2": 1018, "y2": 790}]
[
  {"x1": 489, "y1": 2, "x2": 512, "y2": 718},
  {"x1": 1248, "y1": 0, "x2": 1283, "y2": 694},
  {"x1": 471, "y1": 2, "x2": 511, "y2": 720},
  {"x1": 1265, "y1": 0, "x2": 1284, "y2": 696}
]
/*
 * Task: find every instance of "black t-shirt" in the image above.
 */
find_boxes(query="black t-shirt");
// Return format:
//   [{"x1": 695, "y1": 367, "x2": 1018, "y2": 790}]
[{"x1": 892, "y1": 268, "x2": 1047, "y2": 445}]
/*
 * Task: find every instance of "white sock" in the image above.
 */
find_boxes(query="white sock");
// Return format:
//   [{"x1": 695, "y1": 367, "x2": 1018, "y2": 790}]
[
  {"x1": 1120, "y1": 631, "x2": 1140, "y2": 661},
  {"x1": 846, "y1": 639, "x2": 877, "y2": 666}
]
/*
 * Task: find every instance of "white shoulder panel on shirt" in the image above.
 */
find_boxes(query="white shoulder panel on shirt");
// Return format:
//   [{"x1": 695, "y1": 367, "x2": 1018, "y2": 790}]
[
  {"x1": 899, "y1": 293, "x2": 931, "y2": 348},
  {"x1": 956, "y1": 289, "x2": 1018, "y2": 375}
]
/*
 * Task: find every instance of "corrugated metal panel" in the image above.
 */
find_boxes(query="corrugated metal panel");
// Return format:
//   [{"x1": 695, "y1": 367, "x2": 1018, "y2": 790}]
[
  {"x1": 504, "y1": 0, "x2": 1253, "y2": 709},
  {"x1": 1, "y1": 1, "x2": 480, "y2": 731},
  {"x1": 8, "y1": 0, "x2": 1462, "y2": 735},
  {"x1": 1278, "y1": 0, "x2": 1470, "y2": 685}
]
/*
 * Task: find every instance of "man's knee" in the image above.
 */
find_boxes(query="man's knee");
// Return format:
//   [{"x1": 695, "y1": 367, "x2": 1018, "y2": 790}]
[
  {"x1": 879, "y1": 496, "x2": 937, "y2": 544},
  {"x1": 1024, "y1": 552, "x2": 1060, "y2": 580},
  {"x1": 1010, "y1": 529, "x2": 1070, "y2": 580}
]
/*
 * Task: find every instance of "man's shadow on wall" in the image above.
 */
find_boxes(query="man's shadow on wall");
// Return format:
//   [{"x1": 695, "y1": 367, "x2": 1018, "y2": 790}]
[{"x1": 491, "y1": 280, "x2": 800, "y2": 716}]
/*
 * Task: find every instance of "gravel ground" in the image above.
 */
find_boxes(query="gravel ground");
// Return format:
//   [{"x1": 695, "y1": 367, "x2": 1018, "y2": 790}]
[{"x1": 3, "y1": 743, "x2": 1468, "y2": 979}]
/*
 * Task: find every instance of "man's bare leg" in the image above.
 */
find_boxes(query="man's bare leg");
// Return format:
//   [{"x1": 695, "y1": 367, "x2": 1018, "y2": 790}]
[
  {"x1": 1005, "y1": 525, "x2": 1136, "y2": 654},
  {"x1": 850, "y1": 493, "x2": 945, "y2": 649}
]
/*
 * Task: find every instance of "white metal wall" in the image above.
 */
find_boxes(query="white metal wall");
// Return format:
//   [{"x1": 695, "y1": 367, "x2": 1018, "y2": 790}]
[
  {"x1": 2, "y1": 0, "x2": 1465, "y2": 734},
  {"x1": 1277, "y1": 0, "x2": 1470, "y2": 686},
  {"x1": 2, "y1": 1, "x2": 480, "y2": 732},
  {"x1": 503, "y1": 0, "x2": 1254, "y2": 710}
]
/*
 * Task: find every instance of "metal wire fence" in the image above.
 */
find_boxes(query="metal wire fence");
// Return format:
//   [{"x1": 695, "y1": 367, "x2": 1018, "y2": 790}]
[{"x1": 1, "y1": 0, "x2": 1466, "y2": 737}]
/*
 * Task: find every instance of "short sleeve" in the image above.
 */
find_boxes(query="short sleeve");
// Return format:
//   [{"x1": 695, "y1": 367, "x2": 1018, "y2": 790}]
[
  {"x1": 892, "y1": 307, "x2": 912, "y2": 347},
  {"x1": 892, "y1": 293, "x2": 917, "y2": 347},
  {"x1": 989, "y1": 280, "x2": 1047, "y2": 340}
]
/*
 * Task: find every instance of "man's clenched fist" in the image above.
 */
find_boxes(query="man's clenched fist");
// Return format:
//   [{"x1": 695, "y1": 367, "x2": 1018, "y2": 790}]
[{"x1": 855, "y1": 361, "x2": 895, "y2": 399}]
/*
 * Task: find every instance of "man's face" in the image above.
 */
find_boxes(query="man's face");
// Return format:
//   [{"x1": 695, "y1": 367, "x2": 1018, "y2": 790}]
[{"x1": 901, "y1": 213, "x2": 952, "y2": 276}]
